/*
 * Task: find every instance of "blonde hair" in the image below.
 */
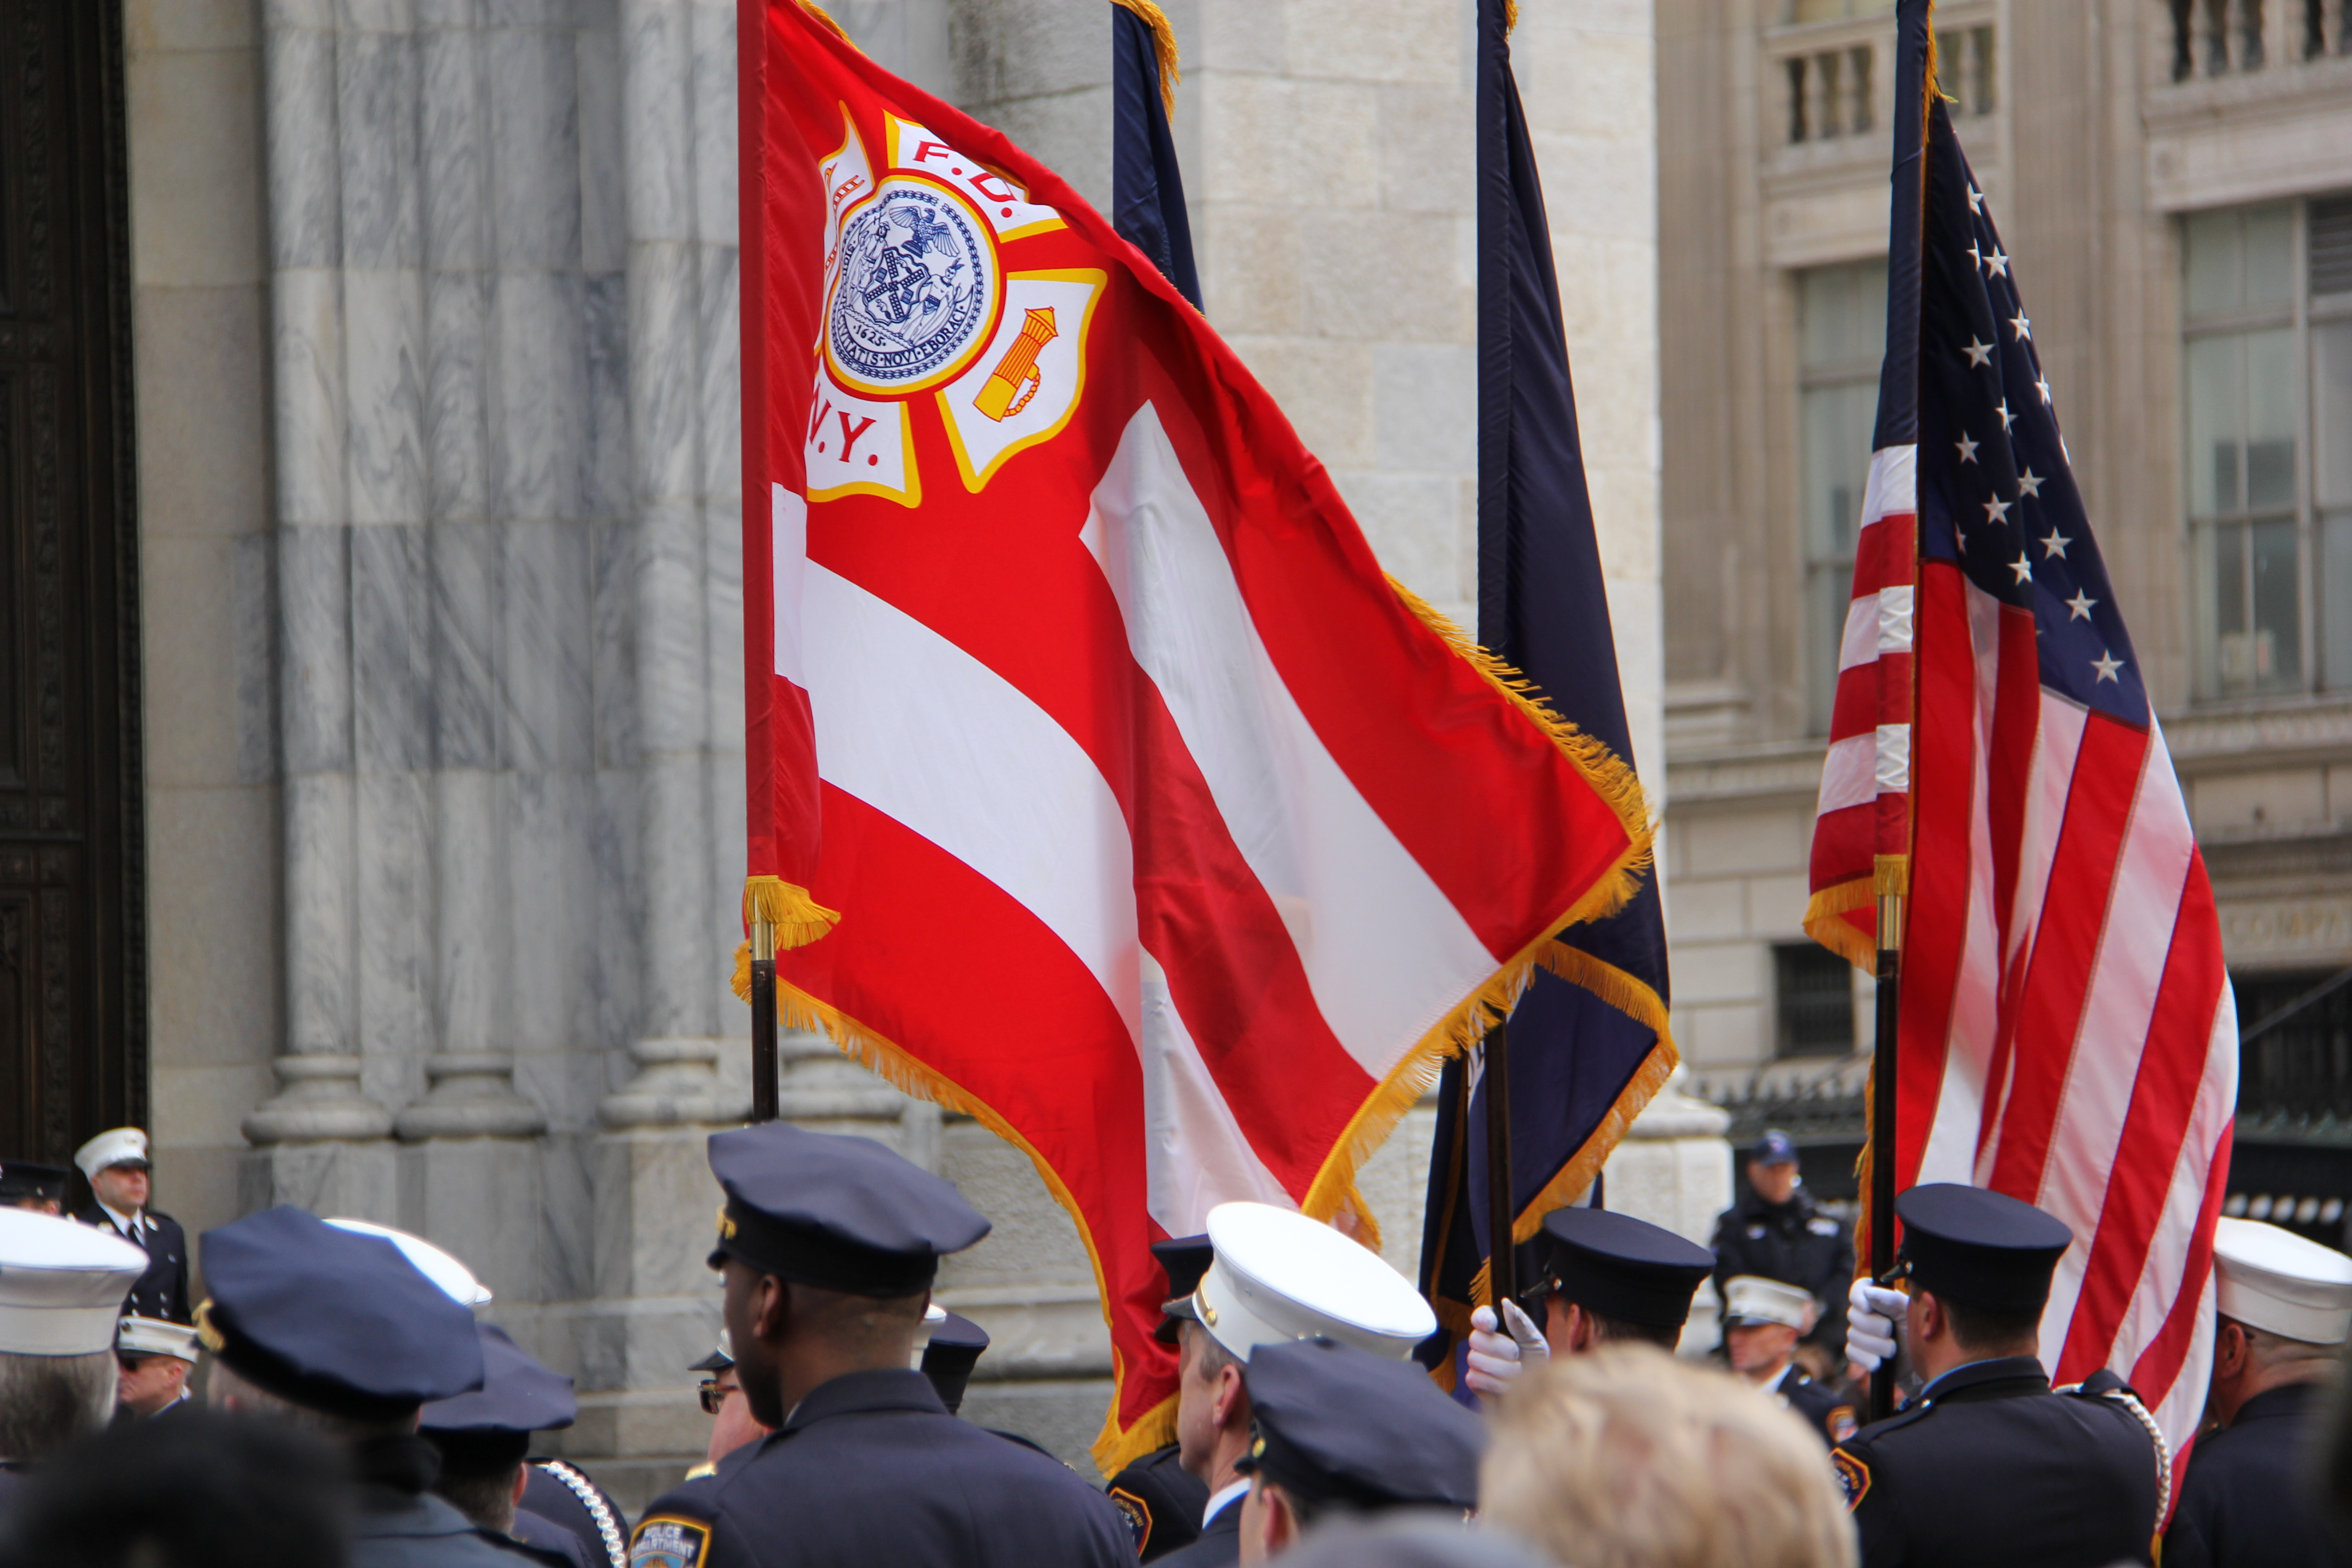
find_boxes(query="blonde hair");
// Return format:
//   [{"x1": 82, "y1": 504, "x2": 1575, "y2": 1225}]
[{"x1": 1479, "y1": 1344, "x2": 1856, "y2": 1568}]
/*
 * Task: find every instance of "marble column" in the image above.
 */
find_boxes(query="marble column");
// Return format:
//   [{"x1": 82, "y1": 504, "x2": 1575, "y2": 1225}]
[{"x1": 601, "y1": 0, "x2": 748, "y2": 1128}]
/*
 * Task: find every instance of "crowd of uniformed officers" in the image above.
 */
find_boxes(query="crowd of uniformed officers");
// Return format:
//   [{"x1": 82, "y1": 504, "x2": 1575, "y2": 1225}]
[{"x1": 1, "y1": 1122, "x2": 2351, "y2": 1568}]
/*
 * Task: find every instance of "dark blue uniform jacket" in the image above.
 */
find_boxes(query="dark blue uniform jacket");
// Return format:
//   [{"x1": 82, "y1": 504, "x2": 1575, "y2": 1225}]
[
  {"x1": 1830, "y1": 1356, "x2": 2161, "y2": 1568},
  {"x1": 1151, "y1": 1490, "x2": 1241, "y2": 1568},
  {"x1": 69, "y1": 1203, "x2": 190, "y2": 1324},
  {"x1": 629, "y1": 1367, "x2": 1133, "y2": 1568},
  {"x1": 2164, "y1": 1381, "x2": 2350, "y2": 1568}
]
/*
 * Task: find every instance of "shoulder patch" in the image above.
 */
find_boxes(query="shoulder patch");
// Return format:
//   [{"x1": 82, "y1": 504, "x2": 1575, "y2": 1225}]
[
  {"x1": 1827, "y1": 1405, "x2": 1859, "y2": 1444},
  {"x1": 1108, "y1": 1486, "x2": 1152, "y2": 1554},
  {"x1": 1831, "y1": 1448, "x2": 1872, "y2": 1512},
  {"x1": 630, "y1": 1516, "x2": 711, "y2": 1568}
]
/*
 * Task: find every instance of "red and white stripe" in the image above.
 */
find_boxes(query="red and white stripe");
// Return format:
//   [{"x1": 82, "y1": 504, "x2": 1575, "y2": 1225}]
[{"x1": 1814, "y1": 447, "x2": 2237, "y2": 1474}]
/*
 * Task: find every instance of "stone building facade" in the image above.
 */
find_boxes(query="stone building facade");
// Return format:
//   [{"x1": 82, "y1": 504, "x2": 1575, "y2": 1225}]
[
  {"x1": 118, "y1": 0, "x2": 1681, "y2": 1501},
  {"x1": 1658, "y1": 0, "x2": 2352, "y2": 1225}
]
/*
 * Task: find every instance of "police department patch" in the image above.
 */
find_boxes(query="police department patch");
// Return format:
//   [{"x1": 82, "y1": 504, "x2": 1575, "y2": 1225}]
[
  {"x1": 630, "y1": 1515, "x2": 710, "y2": 1568},
  {"x1": 827, "y1": 179, "x2": 997, "y2": 395},
  {"x1": 1108, "y1": 1486, "x2": 1152, "y2": 1554}
]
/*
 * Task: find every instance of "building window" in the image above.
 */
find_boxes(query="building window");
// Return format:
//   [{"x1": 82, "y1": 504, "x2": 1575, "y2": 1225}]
[
  {"x1": 2182, "y1": 196, "x2": 2352, "y2": 701},
  {"x1": 1799, "y1": 259, "x2": 1889, "y2": 734},
  {"x1": 1775, "y1": 942, "x2": 1857, "y2": 1057}
]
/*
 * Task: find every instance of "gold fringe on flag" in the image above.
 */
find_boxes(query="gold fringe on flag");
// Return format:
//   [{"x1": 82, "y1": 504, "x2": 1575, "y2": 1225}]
[
  {"x1": 1803, "y1": 877, "x2": 1880, "y2": 971},
  {"x1": 745, "y1": 875, "x2": 843, "y2": 949},
  {"x1": 1110, "y1": 0, "x2": 1182, "y2": 119},
  {"x1": 1385, "y1": 575, "x2": 1656, "y2": 915},
  {"x1": 798, "y1": 0, "x2": 860, "y2": 49}
]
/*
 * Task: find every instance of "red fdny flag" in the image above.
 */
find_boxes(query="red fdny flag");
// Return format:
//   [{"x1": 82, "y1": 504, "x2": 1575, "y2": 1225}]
[
  {"x1": 1808, "y1": 0, "x2": 2233, "y2": 1494},
  {"x1": 738, "y1": 0, "x2": 1652, "y2": 1470}
]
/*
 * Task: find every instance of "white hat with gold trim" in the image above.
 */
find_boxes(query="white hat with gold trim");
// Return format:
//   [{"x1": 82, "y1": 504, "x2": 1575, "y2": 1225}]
[
  {"x1": 1163, "y1": 1202, "x2": 1435, "y2": 1362},
  {"x1": 73, "y1": 1127, "x2": 151, "y2": 1180},
  {"x1": 1723, "y1": 1274, "x2": 1818, "y2": 1331},
  {"x1": 0, "y1": 1208, "x2": 149, "y2": 1356},
  {"x1": 118, "y1": 1313, "x2": 201, "y2": 1363},
  {"x1": 2213, "y1": 1216, "x2": 2352, "y2": 1346}
]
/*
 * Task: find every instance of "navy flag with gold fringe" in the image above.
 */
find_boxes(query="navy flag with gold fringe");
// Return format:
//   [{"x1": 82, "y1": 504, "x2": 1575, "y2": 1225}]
[
  {"x1": 1110, "y1": 0, "x2": 1200, "y2": 308},
  {"x1": 1416, "y1": 0, "x2": 1677, "y2": 1389}
]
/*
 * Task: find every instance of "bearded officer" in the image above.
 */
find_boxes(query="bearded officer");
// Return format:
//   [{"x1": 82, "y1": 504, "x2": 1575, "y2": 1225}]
[
  {"x1": 626, "y1": 1122, "x2": 1132, "y2": 1568},
  {"x1": 1104, "y1": 1235, "x2": 1215, "y2": 1561},
  {"x1": 1834, "y1": 1184, "x2": 2162, "y2": 1568},
  {"x1": 1460, "y1": 1205, "x2": 1716, "y2": 1398},
  {"x1": 2163, "y1": 1216, "x2": 2352, "y2": 1568},
  {"x1": 1229, "y1": 1337, "x2": 1485, "y2": 1563},
  {"x1": 1154, "y1": 1202, "x2": 1439, "y2": 1568}
]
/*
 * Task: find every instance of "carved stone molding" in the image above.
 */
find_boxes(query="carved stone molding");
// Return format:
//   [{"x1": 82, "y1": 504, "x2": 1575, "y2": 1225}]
[
  {"x1": 242, "y1": 1054, "x2": 394, "y2": 1145},
  {"x1": 393, "y1": 1053, "x2": 550, "y2": 1141}
]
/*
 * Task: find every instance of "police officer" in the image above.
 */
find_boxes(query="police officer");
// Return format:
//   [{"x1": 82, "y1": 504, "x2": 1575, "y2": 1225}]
[
  {"x1": 69, "y1": 1128, "x2": 190, "y2": 1324},
  {"x1": 2162, "y1": 1216, "x2": 2352, "y2": 1568},
  {"x1": 421, "y1": 1323, "x2": 602, "y2": 1568},
  {"x1": 918, "y1": 1308, "x2": 991, "y2": 1415},
  {"x1": 1104, "y1": 1235, "x2": 1214, "y2": 1562},
  {"x1": 627, "y1": 1122, "x2": 1134, "y2": 1568},
  {"x1": 197, "y1": 1204, "x2": 527, "y2": 1566},
  {"x1": 1721, "y1": 1274, "x2": 1853, "y2": 1444},
  {"x1": 0, "y1": 1160, "x2": 69, "y2": 1213},
  {"x1": 322, "y1": 1218, "x2": 630, "y2": 1568},
  {"x1": 1153, "y1": 1203, "x2": 1439, "y2": 1568},
  {"x1": 1229, "y1": 1336, "x2": 1485, "y2": 1563},
  {"x1": 1833, "y1": 1184, "x2": 2162, "y2": 1568},
  {"x1": 1462, "y1": 1205, "x2": 1716, "y2": 1397},
  {"x1": 1710, "y1": 1130, "x2": 1852, "y2": 1360},
  {"x1": 0, "y1": 1207, "x2": 147, "y2": 1504}
]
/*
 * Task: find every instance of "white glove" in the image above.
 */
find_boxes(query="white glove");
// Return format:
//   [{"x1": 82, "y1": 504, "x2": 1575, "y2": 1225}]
[
  {"x1": 1465, "y1": 1298, "x2": 1549, "y2": 1398},
  {"x1": 1844, "y1": 1278, "x2": 1909, "y2": 1372}
]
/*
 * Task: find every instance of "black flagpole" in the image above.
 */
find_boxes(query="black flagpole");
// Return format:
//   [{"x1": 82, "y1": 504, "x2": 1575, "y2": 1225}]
[
  {"x1": 751, "y1": 916, "x2": 779, "y2": 1122},
  {"x1": 1869, "y1": 896, "x2": 1903, "y2": 1421},
  {"x1": 1483, "y1": 1022, "x2": 1517, "y2": 1309}
]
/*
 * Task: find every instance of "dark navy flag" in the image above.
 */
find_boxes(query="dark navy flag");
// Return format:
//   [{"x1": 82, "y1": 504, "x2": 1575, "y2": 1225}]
[
  {"x1": 1110, "y1": 0, "x2": 1200, "y2": 308},
  {"x1": 1416, "y1": 0, "x2": 1676, "y2": 1388}
]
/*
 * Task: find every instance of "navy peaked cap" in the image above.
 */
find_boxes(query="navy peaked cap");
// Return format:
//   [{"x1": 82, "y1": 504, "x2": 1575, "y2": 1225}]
[
  {"x1": 1750, "y1": 1129, "x2": 1799, "y2": 1165},
  {"x1": 421, "y1": 1323, "x2": 577, "y2": 1436},
  {"x1": 1153, "y1": 1233, "x2": 1214, "y2": 1346},
  {"x1": 706, "y1": 1122, "x2": 990, "y2": 1295},
  {"x1": 1896, "y1": 1183, "x2": 2072, "y2": 1313},
  {"x1": 198, "y1": 1206, "x2": 485, "y2": 1419},
  {"x1": 1235, "y1": 1337, "x2": 1485, "y2": 1512},
  {"x1": 1537, "y1": 1207, "x2": 1715, "y2": 1329},
  {"x1": 919, "y1": 1310, "x2": 990, "y2": 1413}
]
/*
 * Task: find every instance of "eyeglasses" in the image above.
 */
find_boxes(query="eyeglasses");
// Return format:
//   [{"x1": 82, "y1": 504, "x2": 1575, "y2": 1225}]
[{"x1": 697, "y1": 1378, "x2": 734, "y2": 1415}]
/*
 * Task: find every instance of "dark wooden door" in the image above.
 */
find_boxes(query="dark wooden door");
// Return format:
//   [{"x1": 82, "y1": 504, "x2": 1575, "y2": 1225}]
[{"x1": 0, "y1": 0, "x2": 141, "y2": 1162}]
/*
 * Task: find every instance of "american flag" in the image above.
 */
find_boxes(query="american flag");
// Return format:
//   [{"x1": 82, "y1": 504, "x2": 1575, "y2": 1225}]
[{"x1": 1807, "y1": 53, "x2": 2236, "y2": 1474}]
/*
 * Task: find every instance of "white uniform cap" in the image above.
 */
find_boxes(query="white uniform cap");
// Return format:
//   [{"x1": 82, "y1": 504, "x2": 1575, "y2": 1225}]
[
  {"x1": 1722, "y1": 1275, "x2": 1816, "y2": 1331},
  {"x1": 74, "y1": 1127, "x2": 151, "y2": 1180},
  {"x1": 117, "y1": 1313, "x2": 201, "y2": 1362},
  {"x1": 323, "y1": 1218, "x2": 493, "y2": 1307},
  {"x1": 1176, "y1": 1202, "x2": 1436, "y2": 1362},
  {"x1": 2212, "y1": 1216, "x2": 2352, "y2": 1346},
  {"x1": 0, "y1": 1209, "x2": 150, "y2": 1355}
]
